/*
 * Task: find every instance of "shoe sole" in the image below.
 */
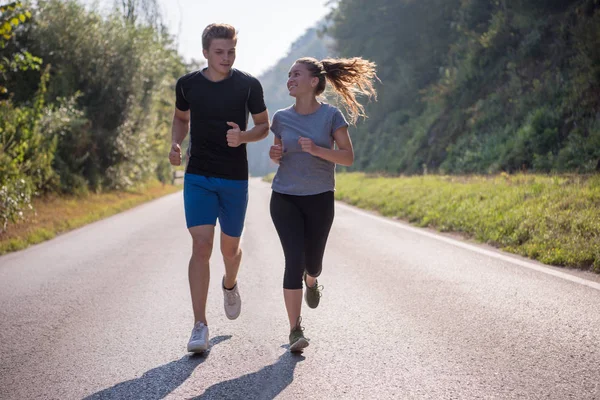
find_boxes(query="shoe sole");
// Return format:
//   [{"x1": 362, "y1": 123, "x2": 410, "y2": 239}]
[
  {"x1": 187, "y1": 341, "x2": 209, "y2": 353},
  {"x1": 289, "y1": 338, "x2": 309, "y2": 353},
  {"x1": 225, "y1": 311, "x2": 240, "y2": 320},
  {"x1": 225, "y1": 304, "x2": 241, "y2": 320}
]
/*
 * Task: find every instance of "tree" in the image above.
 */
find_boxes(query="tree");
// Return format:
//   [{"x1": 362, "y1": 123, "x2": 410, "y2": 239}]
[
  {"x1": 0, "y1": 2, "x2": 41, "y2": 95},
  {"x1": 115, "y1": 0, "x2": 162, "y2": 29}
]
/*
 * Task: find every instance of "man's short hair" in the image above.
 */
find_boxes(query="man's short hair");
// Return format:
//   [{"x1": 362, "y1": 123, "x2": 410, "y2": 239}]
[{"x1": 202, "y1": 23, "x2": 237, "y2": 50}]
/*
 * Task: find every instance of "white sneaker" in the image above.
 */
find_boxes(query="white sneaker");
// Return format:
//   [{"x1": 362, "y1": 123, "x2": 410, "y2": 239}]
[
  {"x1": 222, "y1": 276, "x2": 241, "y2": 320},
  {"x1": 187, "y1": 321, "x2": 209, "y2": 353}
]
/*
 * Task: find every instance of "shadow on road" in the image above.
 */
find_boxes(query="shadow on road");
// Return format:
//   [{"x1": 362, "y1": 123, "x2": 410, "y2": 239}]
[
  {"x1": 83, "y1": 335, "x2": 231, "y2": 400},
  {"x1": 191, "y1": 346, "x2": 305, "y2": 400}
]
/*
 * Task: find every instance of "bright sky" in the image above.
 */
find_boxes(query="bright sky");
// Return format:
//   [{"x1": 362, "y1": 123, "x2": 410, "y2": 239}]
[{"x1": 159, "y1": 0, "x2": 334, "y2": 76}]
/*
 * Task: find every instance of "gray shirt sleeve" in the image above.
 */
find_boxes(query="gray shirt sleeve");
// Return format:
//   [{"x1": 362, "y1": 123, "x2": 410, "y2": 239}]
[
  {"x1": 332, "y1": 108, "x2": 349, "y2": 133},
  {"x1": 271, "y1": 111, "x2": 282, "y2": 138}
]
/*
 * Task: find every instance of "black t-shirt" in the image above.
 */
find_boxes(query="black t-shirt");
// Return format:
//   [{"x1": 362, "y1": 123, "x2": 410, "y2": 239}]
[{"x1": 175, "y1": 68, "x2": 267, "y2": 180}]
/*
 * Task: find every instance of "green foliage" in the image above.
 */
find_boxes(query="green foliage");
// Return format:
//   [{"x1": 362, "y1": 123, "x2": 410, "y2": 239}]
[
  {"x1": 8, "y1": 0, "x2": 185, "y2": 190},
  {"x1": 0, "y1": 0, "x2": 185, "y2": 233},
  {"x1": 325, "y1": 0, "x2": 600, "y2": 174},
  {"x1": 0, "y1": 2, "x2": 40, "y2": 94},
  {"x1": 46, "y1": 94, "x2": 90, "y2": 196},
  {"x1": 0, "y1": 68, "x2": 67, "y2": 231},
  {"x1": 335, "y1": 173, "x2": 600, "y2": 272}
]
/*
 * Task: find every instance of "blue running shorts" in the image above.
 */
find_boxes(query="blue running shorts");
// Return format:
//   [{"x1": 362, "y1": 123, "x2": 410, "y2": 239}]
[{"x1": 183, "y1": 173, "x2": 248, "y2": 237}]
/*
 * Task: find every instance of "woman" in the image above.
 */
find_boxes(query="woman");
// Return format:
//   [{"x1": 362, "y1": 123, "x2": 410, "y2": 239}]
[{"x1": 269, "y1": 57, "x2": 378, "y2": 352}]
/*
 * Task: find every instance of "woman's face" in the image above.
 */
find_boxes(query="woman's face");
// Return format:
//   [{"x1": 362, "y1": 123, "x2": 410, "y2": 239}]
[{"x1": 287, "y1": 63, "x2": 318, "y2": 97}]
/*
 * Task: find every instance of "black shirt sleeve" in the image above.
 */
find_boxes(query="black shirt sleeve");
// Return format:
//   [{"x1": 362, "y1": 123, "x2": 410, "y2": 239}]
[
  {"x1": 175, "y1": 77, "x2": 190, "y2": 111},
  {"x1": 247, "y1": 77, "x2": 267, "y2": 115}
]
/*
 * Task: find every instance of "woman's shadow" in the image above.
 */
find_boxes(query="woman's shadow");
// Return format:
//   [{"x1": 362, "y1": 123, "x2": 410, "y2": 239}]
[
  {"x1": 191, "y1": 345, "x2": 305, "y2": 400},
  {"x1": 84, "y1": 335, "x2": 231, "y2": 400}
]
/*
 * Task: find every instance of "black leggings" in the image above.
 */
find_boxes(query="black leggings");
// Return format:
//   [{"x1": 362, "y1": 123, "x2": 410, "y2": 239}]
[{"x1": 270, "y1": 191, "x2": 335, "y2": 290}]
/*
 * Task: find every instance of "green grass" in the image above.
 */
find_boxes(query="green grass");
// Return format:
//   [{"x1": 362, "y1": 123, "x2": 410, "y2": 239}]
[
  {"x1": 264, "y1": 172, "x2": 600, "y2": 272},
  {"x1": 0, "y1": 181, "x2": 182, "y2": 255}
]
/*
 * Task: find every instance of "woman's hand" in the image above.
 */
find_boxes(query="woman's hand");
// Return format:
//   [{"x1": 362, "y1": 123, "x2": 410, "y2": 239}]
[
  {"x1": 269, "y1": 144, "x2": 283, "y2": 164},
  {"x1": 298, "y1": 137, "x2": 317, "y2": 156}
]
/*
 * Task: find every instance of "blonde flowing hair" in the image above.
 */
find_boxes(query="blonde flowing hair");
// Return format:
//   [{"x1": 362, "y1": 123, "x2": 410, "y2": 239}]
[{"x1": 296, "y1": 57, "x2": 379, "y2": 124}]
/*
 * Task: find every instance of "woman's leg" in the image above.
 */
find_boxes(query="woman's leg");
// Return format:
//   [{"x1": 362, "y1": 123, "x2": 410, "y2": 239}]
[
  {"x1": 301, "y1": 191, "x2": 334, "y2": 309},
  {"x1": 303, "y1": 191, "x2": 335, "y2": 285},
  {"x1": 270, "y1": 191, "x2": 306, "y2": 329}
]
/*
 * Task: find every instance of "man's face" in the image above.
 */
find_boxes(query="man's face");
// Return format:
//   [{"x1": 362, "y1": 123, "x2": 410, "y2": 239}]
[{"x1": 203, "y1": 39, "x2": 236, "y2": 75}]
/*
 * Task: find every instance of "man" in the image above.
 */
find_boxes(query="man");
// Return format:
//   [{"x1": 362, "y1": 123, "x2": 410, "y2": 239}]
[{"x1": 169, "y1": 23, "x2": 269, "y2": 353}]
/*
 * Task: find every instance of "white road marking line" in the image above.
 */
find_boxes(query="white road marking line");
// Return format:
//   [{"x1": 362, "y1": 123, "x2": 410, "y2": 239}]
[{"x1": 336, "y1": 202, "x2": 600, "y2": 291}]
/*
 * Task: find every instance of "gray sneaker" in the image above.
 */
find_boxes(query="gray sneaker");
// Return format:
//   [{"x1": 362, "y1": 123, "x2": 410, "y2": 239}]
[
  {"x1": 187, "y1": 321, "x2": 209, "y2": 353},
  {"x1": 289, "y1": 317, "x2": 309, "y2": 353},
  {"x1": 222, "y1": 277, "x2": 241, "y2": 320},
  {"x1": 304, "y1": 272, "x2": 323, "y2": 309}
]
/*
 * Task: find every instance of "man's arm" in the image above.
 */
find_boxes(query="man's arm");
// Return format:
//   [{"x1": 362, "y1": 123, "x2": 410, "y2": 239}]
[
  {"x1": 242, "y1": 110, "x2": 270, "y2": 143},
  {"x1": 172, "y1": 108, "x2": 190, "y2": 145},
  {"x1": 169, "y1": 108, "x2": 190, "y2": 166},
  {"x1": 226, "y1": 110, "x2": 270, "y2": 147}
]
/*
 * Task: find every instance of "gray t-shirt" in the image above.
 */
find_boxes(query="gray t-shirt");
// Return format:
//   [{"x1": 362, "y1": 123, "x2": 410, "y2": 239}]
[{"x1": 270, "y1": 103, "x2": 349, "y2": 196}]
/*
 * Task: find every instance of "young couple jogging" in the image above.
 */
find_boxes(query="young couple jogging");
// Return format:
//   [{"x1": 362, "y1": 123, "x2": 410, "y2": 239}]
[{"x1": 170, "y1": 23, "x2": 378, "y2": 353}]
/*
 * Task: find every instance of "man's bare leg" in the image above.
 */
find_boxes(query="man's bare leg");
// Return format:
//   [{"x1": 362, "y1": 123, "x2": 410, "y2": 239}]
[
  {"x1": 220, "y1": 232, "x2": 243, "y2": 320},
  {"x1": 189, "y1": 225, "x2": 215, "y2": 325},
  {"x1": 221, "y1": 232, "x2": 242, "y2": 289}
]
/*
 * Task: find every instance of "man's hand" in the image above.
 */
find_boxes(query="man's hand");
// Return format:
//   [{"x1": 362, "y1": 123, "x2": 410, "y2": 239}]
[
  {"x1": 298, "y1": 137, "x2": 317, "y2": 155},
  {"x1": 169, "y1": 143, "x2": 182, "y2": 166},
  {"x1": 269, "y1": 144, "x2": 283, "y2": 164},
  {"x1": 226, "y1": 122, "x2": 244, "y2": 147}
]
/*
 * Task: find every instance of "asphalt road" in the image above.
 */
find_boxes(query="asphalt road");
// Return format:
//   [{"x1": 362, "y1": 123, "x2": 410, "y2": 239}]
[{"x1": 1, "y1": 178, "x2": 599, "y2": 400}]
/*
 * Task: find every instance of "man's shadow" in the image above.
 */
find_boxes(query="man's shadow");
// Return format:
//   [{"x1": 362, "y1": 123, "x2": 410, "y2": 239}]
[
  {"x1": 191, "y1": 346, "x2": 305, "y2": 400},
  {"x1": 84, "y1": 335, "x2": 231, "y2": 400}
]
